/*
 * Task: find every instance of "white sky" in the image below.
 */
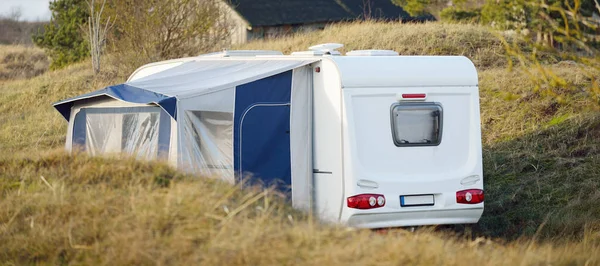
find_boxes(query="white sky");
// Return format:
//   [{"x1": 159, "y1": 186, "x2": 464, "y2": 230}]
[{"x1": 1, "y1": 0, "x2": 52, "y2": 21}]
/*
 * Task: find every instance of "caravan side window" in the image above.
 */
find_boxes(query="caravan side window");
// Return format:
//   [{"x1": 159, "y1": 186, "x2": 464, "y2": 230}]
[{"x1": 390, "y1": 102, "x2": 443, "y2": 147}]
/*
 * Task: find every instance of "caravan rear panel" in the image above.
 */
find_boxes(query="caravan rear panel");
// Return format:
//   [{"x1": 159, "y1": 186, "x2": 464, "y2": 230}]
[{"x1": 330, "y1": 56, "x2": 483, "y2": 228}]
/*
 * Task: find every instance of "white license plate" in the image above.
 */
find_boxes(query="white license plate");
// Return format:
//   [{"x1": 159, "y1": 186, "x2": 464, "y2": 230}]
[{"x1": 400, "y1": 194, "x2": 434, "y2": 207}]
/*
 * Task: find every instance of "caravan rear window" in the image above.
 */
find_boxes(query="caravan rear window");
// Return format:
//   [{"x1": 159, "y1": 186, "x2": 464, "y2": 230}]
[{"x1": 390, "y1": 102, "x2": 442, "y2": 147}]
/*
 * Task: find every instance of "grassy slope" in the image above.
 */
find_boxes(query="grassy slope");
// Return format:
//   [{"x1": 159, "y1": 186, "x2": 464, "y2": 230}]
[
  {"x1": 0, "y1": 152, "x2": 598, "y2": 265},
  {"x1": 0, "y1": 21, "x2": 599, "y2": 264},
  {"x1": 478, "y1": 66, "x2": 600, "y2": 239}
]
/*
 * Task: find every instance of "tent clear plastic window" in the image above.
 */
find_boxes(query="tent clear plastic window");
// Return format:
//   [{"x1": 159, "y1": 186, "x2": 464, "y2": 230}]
[
  {"x1": 72, "y1": 107, "x2": 170, "y2": 160},
  {"x1": 180, "y1": 110, "x2": 233, "y2": 178},
  {"x1": 391, "y1": 102, "x2": 443, "y2": 146}
]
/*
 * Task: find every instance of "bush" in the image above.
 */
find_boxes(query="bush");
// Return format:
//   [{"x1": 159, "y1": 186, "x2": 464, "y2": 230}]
[
  {"x1": 440, "y1": 7, "x2": 481, "y2": 23},
  {"x1": 104, "y1": 0, "x2": 231, "y2": 63}
]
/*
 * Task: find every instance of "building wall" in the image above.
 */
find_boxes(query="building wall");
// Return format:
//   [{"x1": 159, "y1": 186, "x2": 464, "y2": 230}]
[{"x1": 219, "y1": 3, "x2": 249, "y2": 45}]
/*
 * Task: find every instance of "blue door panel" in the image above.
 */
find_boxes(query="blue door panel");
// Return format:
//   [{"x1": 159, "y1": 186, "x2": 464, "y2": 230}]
[
  {"x1": 233, "y1": 70, "x2": 293, "y2": 188},
  {"x1": 239, "y1": 104, "x2": 291, "y2": 187}
]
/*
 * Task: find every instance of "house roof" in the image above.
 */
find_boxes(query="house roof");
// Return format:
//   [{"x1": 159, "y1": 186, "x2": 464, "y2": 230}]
[{"x1": 227, "y1": 0, "x2": 433, "y2": 27}]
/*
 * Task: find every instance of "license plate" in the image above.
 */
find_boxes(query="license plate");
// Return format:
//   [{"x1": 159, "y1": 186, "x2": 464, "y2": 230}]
[{"x1": 400, "y1": 194, "x2": 434, "y2": 207}]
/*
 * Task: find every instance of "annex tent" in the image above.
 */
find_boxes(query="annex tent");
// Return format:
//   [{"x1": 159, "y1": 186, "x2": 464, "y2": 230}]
[{"x1": 54, "y1": 58, "x2": 317, "y2": 208}]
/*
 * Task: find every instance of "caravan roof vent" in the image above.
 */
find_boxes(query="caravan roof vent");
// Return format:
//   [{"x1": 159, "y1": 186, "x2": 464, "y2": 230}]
[
  {"x1": 346, "y1": 50, "x2": 399, "y2": 56},
  {"x1": 199, "y1": 50, "x2": 283, "y2": 57},
  {"x1": 291, "y1": 43, "x2": 343, "y2": 56}
]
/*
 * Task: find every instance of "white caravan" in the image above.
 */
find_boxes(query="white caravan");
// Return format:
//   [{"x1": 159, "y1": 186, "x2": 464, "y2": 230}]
[{"x1": 54, "y1": 43, "x2": 484, "y2": 228}]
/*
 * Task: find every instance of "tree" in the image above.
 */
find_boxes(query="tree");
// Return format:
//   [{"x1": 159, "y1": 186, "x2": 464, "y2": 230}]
[
  {"x1": 8, "y1": 7, "x2": 22, "y2": 21},
  {"x1": 481, "y1": 0, "x2": 598, "y2": 46},
  {"x1": 87, "y1": 0, "x2": 113, "y2": 74},
  {"x1": 440, "y1": 6, "x2": 481, "y2": 22},
  {"x1": 32, "y1": 0, "x2": 89, "y2": 70},
  {"x1": 103, "y1": 0, "x2": 231, "y2": 63},
  {"x1": 392, "y1": 0, "x2": 468, "y2": 18}
]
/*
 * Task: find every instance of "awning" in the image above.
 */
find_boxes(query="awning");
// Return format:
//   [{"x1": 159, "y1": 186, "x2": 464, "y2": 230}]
[{"x1": 53, "y1": 59, "x2": 318, "y2": 121}]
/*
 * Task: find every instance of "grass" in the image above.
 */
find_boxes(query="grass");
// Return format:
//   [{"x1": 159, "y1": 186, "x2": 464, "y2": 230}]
[
  {"x1": 480, "y1": 114, "x2": 600, "y2": 239},
  {"x1": 0, "y1": 45, "x2": 49, "y2": 81},
  {"x1": 235, "y1": 21, "x2": 513, "y2": 69},
  {"x1": 0, "y1": 21, "x2": 599, "y2": 264},
  {"x1": 0, "y1": 151, "x2": 599, "y2": 265}
]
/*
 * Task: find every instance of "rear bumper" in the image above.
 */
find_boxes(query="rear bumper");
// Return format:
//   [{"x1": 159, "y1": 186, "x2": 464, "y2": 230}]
[{"x1": 346, "y1": 207, "x2": 483, "y2": 229}]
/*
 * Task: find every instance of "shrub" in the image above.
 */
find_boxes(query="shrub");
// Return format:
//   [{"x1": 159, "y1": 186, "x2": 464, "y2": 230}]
[{"x1": 440, "y1": 7, "x2": 481, "y2": 23}]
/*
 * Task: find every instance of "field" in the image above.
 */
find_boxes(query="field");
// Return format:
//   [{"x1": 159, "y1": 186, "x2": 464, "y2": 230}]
[{"x1": 1, "y1": 22, "x2": 599, "y2": 264}]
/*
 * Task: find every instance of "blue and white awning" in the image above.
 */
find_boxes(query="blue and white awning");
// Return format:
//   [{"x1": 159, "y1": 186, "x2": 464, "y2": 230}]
[{"x1": 54, "y1": 59, "x2": 317, "y2": 121}]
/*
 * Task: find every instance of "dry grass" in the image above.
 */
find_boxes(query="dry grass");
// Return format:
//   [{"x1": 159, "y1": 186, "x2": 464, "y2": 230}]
[
  {"x1": 0, "y1": 45, "x2": 49, "y2": 81},
  {"x1": 479, "y1": 64, "x2": 599, "y2": 145},
  {"x1": 480, "y1": 114, "x2": 600, "y2": 239},
  {"x1": 236, "y1": 21, "x2": 511, "y2": 69},
  {"x1": 0, "y1": 151, "x2": 598, "y2": 265}
]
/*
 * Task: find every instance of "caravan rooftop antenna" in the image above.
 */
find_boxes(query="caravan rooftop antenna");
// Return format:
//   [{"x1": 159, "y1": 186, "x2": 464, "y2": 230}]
[
  {"x1": 309, "y1": 43, "x2": 344, "y2": 51},
  {"x1": 291, "y1": 43, "x2": 343, "y2": 56},
  {"x1": 305, "y1": 43, "x2": 344, "y2": 55}
]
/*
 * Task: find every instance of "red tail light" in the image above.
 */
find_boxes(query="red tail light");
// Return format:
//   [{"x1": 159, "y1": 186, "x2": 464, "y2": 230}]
[
  {"x1": 456, "y1": 189, "x2": 484, "y2": 204},
  {"x1": 401, "y1": 93, "x2": 426, "y2": 99},
  {"x1": 347, "y1": 194, "x2": 385, "y2": 209}
]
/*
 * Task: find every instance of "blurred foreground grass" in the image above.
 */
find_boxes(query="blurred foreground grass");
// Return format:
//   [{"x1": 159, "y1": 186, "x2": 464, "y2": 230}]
[{"x1": 0, "y1": 151, "x2": 598, "y2": 265}]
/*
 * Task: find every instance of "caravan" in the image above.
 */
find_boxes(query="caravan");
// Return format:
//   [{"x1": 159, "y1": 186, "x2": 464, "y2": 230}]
[{"x1": 54, "y1": 43, "x2": 484, "y2": 228}]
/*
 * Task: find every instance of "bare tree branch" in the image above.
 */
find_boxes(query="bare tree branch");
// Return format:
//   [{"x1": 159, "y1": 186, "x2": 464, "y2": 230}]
[{"x1": 87, "y1": 0, "x2": 114, "y2": 74}]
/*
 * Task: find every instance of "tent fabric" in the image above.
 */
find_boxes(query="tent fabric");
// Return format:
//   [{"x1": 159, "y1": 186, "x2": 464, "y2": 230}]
[
  {"x1": 177, "y1": 87, "x2": 236, "y2": 180},
  {"x1": 57, "y1": 58, "x2": 318, "y2": 208},
  {"x1": 54, "y1": 84, "x2": 177, "y2": 121},
  {"x1": 233, "y1": 71, "x2": 293, "y2": 187},
  {"x1": 54, "y1": 59, "x2": 316, "y2": 121},
  {"x1": 128, "y1": 60, "x2": 315, "y2": 98},
  {"x1": 178, "y1": 109, "x2": 234, "y2": 181},
  {"x1": 290, "y1": 66, "x2": 313, "y2": 210}
]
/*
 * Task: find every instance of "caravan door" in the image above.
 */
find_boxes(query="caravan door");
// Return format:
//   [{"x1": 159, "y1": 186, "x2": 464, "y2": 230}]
[
  {"x1": 233, "y1": 71, "x2": 293, "y2": 189},
  {"x1": 238, "y1": 103, "x2": 292, "y2": 187}
]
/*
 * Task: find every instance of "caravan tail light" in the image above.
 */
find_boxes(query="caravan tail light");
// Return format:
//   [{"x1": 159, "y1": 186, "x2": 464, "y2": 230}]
[
  {"x1": 402, "y1": 93, "x2": 426, "y2": 99},
  {"x1": 347, "y1": 194, "x2": 385, "y2": 209},
  {"x1": 456, "y1": 189, "x2": 484, "y2": 204},
  {"x1": 398, "y1": 93, "x2": 427, "y2": 101}
]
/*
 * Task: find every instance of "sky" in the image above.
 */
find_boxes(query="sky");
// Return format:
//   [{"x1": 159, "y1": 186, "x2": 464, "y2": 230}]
[{"x1": 1, "y1": 0, "x2": 52, "y2": 21}]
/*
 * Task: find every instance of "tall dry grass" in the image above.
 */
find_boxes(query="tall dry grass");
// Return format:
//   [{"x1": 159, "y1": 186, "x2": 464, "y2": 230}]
[
  {"x1": 0, "y1": 45, "x2": 49, "y2": 81},
  {"x1": 236, "y1": 21, "x2": 512, "y2": 69},
  {"x1": 0, "y1": 151, "x2": 598, "y2": 265}
]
